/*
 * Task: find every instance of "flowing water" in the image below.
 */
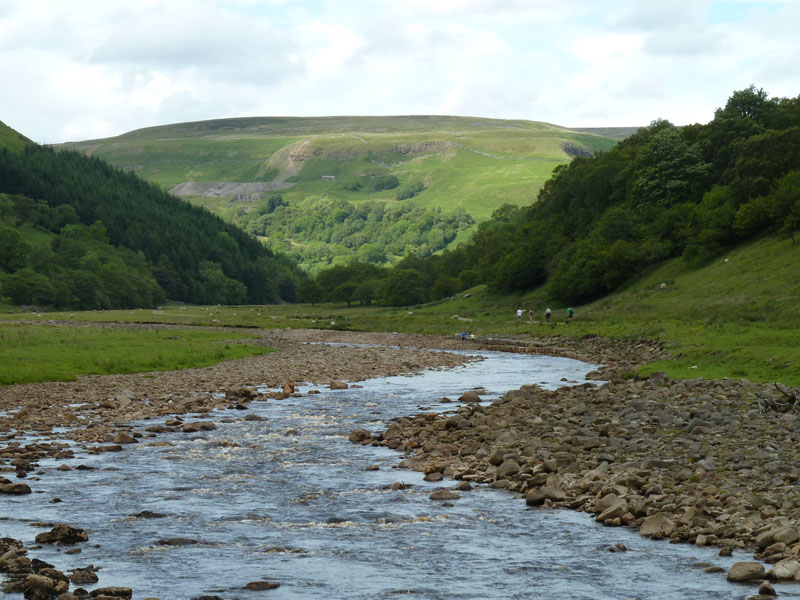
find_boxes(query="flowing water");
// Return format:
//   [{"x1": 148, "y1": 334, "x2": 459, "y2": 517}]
[{"x1": 1, "y1": 349, "x2": 793, "y2": 599}]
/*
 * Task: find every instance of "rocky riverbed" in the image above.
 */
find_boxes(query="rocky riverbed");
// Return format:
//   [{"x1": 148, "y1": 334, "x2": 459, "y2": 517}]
[
  {"x1": 3, "y1": 325, "x2": 799, "y2": 598},
  {"x1": 351, "y1": 368, "x2": 800, "y2": 593}
]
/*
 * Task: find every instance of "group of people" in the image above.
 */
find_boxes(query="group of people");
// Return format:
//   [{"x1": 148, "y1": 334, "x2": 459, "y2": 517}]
[{"x1": 516, "y1": 306, "x2": 573, "y2": 323}]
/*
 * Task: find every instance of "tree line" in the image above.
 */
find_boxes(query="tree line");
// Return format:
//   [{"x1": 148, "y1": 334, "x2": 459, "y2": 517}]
[
  {"x1": 301, "y1": 86, "x2": 800, "y2": 306},
  {"x1": 0, "y1": 145, "x2": 302, "y2": 308}
]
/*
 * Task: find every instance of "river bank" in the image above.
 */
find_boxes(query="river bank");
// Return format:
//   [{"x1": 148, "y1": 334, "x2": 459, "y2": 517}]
[{"x1": 352, "y1": 369, "x2": 800, "y2": 586}]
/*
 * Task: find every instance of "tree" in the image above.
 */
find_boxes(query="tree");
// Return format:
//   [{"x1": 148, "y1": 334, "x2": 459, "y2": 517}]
[
  {"x1": 1, "y1": 268, "x2": 54, "y2": 305},
  {"x1": 715, "y1": 85, "x2": 775, "y2": 124},
  {"x1": 0, "y1": 225, "x2": 29, "y2": 271},
  {"x1": 382, "y1": 268, "x2": 428, "y2": 306}
]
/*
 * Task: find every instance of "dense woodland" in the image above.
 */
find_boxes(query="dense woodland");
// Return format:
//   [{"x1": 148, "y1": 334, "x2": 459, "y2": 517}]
[
  {"x1": 240, "y1": 195, "x2": 473, "y2": 273},
  {"x1": 303, "y1": 86, "x2": 800, "y2": 306},
  {"x1": 0, "y1": 146, "x2": 301, "y2": 308}
]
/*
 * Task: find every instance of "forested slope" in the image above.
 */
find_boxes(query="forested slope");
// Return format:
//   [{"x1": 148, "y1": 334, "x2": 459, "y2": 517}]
[
  {"x1": 0, "y1": 135, "x2": 302, "y2": 309},
  {"x1": 58, "y1": 116, "x2": 620, "y2": 272},
  {"x1": 303, "y1": 87, "x2": 800, "y2": 306}
]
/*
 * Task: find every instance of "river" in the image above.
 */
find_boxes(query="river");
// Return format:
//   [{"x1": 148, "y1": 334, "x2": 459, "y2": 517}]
[{"x1": 1, "y1": 348, "x2": 784, "y2": 599}]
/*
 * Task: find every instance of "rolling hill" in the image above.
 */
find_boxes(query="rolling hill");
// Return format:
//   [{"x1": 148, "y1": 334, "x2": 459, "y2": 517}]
[
  {"x1": 1, "y1": 121, "x2": 302, "y2": 309},
  {"x1": 58, "y1": 116, "x2": 625, "y2": 272}
]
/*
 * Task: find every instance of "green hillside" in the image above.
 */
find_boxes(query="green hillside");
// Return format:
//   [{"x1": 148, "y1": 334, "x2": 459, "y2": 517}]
[
  {"x1": 58, "y1": 116, "x2": 620, "y2": 272},
  {"x1": 1, "y1": 124, "x2": 303, "y2": 309},
  {"x1": 0, "y1": 120, "x2": 32, "y2": 153}
]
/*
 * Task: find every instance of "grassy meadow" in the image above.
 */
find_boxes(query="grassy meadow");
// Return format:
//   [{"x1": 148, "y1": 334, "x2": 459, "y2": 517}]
[
  {"x1": 0, "y1": 322, "x2": 272, "y2": 385},
  {"x1": 2, "y1": 234, "x2": 798, "y2": 386}
]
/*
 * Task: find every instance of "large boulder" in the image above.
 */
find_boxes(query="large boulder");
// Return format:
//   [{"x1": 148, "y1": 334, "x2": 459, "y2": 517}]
[
  {"x1": 1, "y1": 482, "x2": 32, "y2": 495},
  {"x1": 767, "y1": 558, "x2": 800, "y2": 581},
  {"x1": 727, "y1": 561, "x2": 766, "y2": 582}
]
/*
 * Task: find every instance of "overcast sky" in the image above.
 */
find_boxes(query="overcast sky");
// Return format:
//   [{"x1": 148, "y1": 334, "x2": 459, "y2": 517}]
[{"x1": 1, "y1": 0, "x2": 799, "y2": 144}]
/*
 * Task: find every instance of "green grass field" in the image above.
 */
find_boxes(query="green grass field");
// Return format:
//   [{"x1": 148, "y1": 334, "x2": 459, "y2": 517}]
[
  {"x1": 0, "y1": 322, "x2": 272, "y2": 385},
  {"x1": 3, "y1": 234, "x2": 796, "y2": 387}
]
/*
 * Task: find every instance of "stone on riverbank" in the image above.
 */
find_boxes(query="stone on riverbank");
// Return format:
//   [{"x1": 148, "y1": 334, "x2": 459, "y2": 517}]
[
  {"x1": 639, "y1": 513, "x2": 676, "y2": 539},
  {"x1": 766, "y1": 558, "x2": 800, "y2": 581},
  {"x1": 525, "y1": 487, "x2": 566, "y2": 506}
]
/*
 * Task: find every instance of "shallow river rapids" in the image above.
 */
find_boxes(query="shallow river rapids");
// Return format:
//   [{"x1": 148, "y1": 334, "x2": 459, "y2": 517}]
[{"x1": 2, "y1": 348, "x2": 792, "y2": 599}]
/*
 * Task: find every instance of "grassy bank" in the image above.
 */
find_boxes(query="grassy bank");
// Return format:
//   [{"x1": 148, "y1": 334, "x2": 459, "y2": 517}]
[
  {"x1": 0, "y1": 322, "x2": 272, "y2": 385},
  {"x1": 1, "y1": 235, "x2": 797, "y2": 386}
]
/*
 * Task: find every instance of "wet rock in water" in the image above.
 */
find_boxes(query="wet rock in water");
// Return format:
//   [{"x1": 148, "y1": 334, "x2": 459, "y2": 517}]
[
  {"x1": 608, "y1": 543, "x2": 627, "y2": 552},
  {"x1": 245, "y1": 414, "x2": 266, "y2": 422},
  {"x1": 182, "y1": 421, "x2": 216, "y2": 433},
  {"x1": 244, "y1": 581, "x2": 280, "y2": 591},
  {"x1": 0, "y1": 481, "x2": 32, "y2": 495},
  {"x1": 727, "y1": 561, "x2": 766, "y2": 582},
  {"x1": 111, "y1": 432, "x2": 137, "y2": 444},
  {"x1": 364, "y1": 464, "x2": 379, "y2": 471},
  {"x1": 759, "y1": 581, "x2": 778, "y2": 596},
  {"x1": 458, "y1": 390, "x2": 481, "y2": 403},
  {"x1": 348, "y1": 429, "x2": 371, "y2": 444},
  {"x1": 329, "y1": 381, "x2": 348, "y2": 390},
  {"x1": 88, "y1": 587, "x2": 132, "y2": 598},
  {"x1": 130, "y1": 511, "x2": 166, "y2": 519},
  {"x1": 22, "y1": 573, "x2": 69, "y2": 599},
  {"x1": 156, "y1": 538, "x2": 198, "y2": 546},
  {"x1": 429, "y1": 488, "x2": 460, "y2": 501},
  {"x1": 35, "y1": 524, "x2": 88, "y2": 545},
  {"x1": 703, "y1": 566, "x2": 725, "y2": 574},
  {"x1": 423, "y1": 472, "x2": 444, "y2": 482},
  {"x1": 70, "y1": 566, "x2": 99, "y2": 584}
]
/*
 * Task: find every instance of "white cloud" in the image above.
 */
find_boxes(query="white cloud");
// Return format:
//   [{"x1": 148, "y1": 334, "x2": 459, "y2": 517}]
[{"x1": 0, "y1": 0, "x2": 798, "y2": 142}]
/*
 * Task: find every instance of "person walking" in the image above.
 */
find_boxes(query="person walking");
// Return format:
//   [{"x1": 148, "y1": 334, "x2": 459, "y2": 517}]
[
  {"x1": 528, "y1": 309, "x2": 533, "y2": 322},
  {"x1": 567, "y1": 307, "x2": 574, "y2": 322},
  {"x1": 516, "y1": 308, "x2": 523, "y2": 320},
  {"x1": 545, "y1": 307, "x2": 551, "y2": 323}
]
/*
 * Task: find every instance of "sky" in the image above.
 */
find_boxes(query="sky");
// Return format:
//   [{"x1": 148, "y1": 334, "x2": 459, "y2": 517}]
[{"x1": 1, "y1": 0, "x2": 799, "y2": 144}]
